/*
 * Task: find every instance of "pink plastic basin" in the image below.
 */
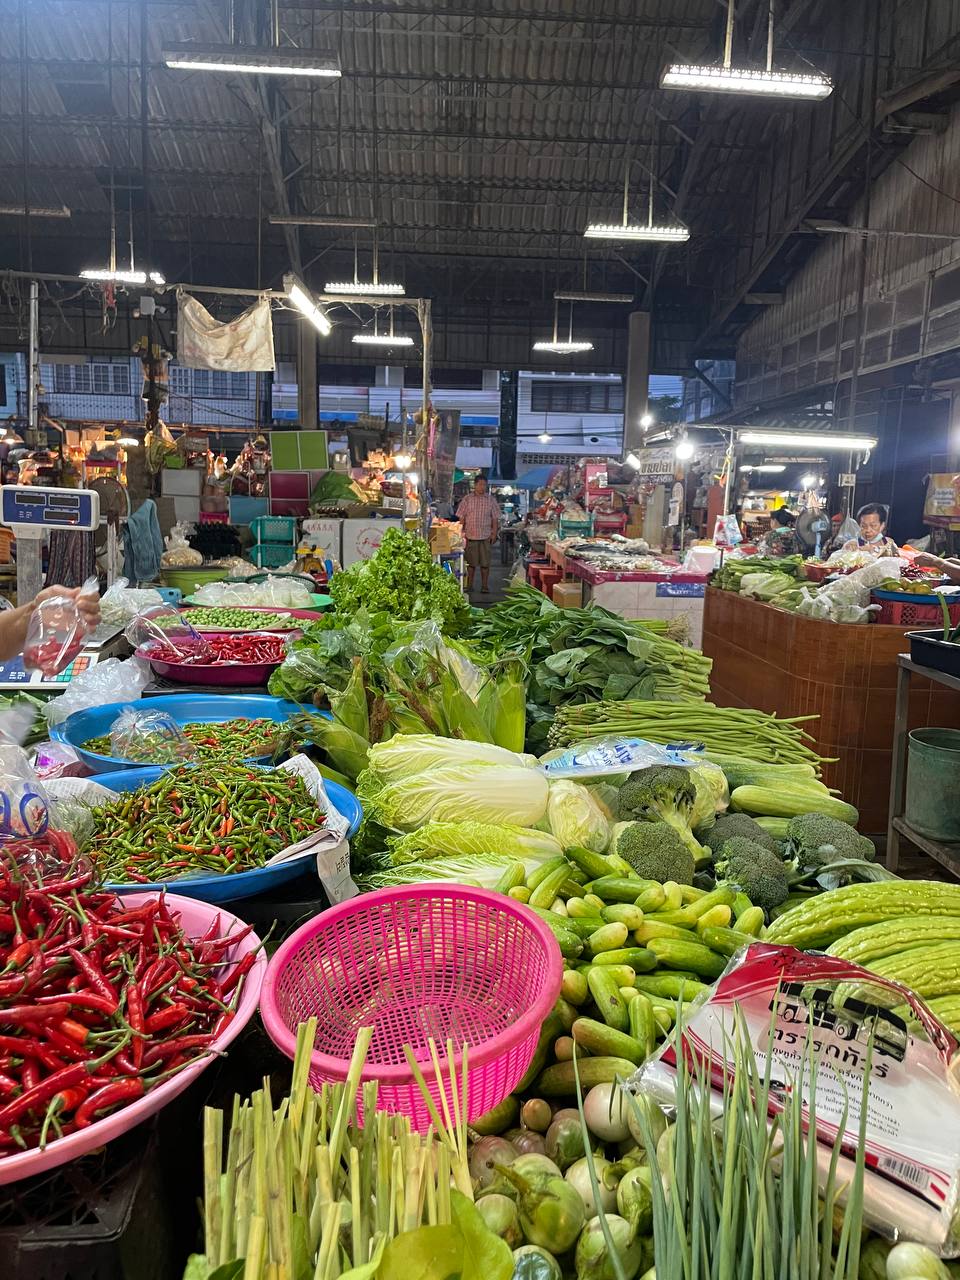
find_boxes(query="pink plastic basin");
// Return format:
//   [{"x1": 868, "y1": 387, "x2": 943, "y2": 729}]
[
  {"x1": 0, "y1": 892, "x2": 266, "y2": 1185},
  {"x1": 137, "y1": 636, "x2": 283, "y2": 686},
  {"x1": 260, "y1": 884, "x2": 563, "y2": 1130}
]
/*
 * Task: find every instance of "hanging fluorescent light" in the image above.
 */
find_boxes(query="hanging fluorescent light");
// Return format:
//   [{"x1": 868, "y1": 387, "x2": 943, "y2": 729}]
[
  {"x1": 324, "y1": 281, "x2": 404, "y2": 296},
  {"x1": 117, "y1": 436, "x2": 139, "y2": 447},
  {"x1": 352, "y1": 333, "x2": 414, "y2": 347},
  {"x1": 624, "y1": 452, "x2": 643, "y2": 470},
  {"x1": 738, "y1": 431, "x2": 877, "y2": 450},
  {"x1": 80, "y1": 267, "x2": 165, "y2": 286},
  {"x1": 533, "y1": 340, "x2": 594, "y2": 354},
  {"x1": 0, "y1": 204, "x2": 70, "y2": 218},
  {"x1": 660, "y1": 64, "x2": 832, "y2": 99},
  {"x1": 163, "y1": 42, "x2": 341, "y2": 78},
  {"x1": 554, "y1": 291, "x2": 633, "y2": 304},
  {"x1": 284, "y1": 272, "x2": 332, "y2": 337},
  {"x1": 583, "y1": 222, "x2": 689, "y2": 243},
  {"x1": 741, "y1": 463, "x2": 786, "y2": 474},
  {"x1": 269, "y1": 216, "x2": 376, "y2": 229}
]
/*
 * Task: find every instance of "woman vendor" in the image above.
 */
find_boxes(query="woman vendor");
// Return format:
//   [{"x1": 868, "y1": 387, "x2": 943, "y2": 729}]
[{"x1": 840, "y1": 503, "x2": 899, "y2": 557}]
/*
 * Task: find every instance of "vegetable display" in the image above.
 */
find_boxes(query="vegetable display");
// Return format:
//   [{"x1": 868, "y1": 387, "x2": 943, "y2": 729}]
[
  {"x1": 466, "y1": 587, "x2": 712, "y2": 749},
  {"x1": 86, "y1": 763, "x2": 327, "y2": 882},
  {"x1": 0, "y1": 852, "x2": 256, "y2": 1154},
  {"x1": 142, "y1": 632, "x2": 288, "y2": 666},
  {"x1": 172, "y1": 608, "x2": 300, "y2": 630},
  {"x1": 329, "y1": 527, "x2": 470, "y2": 634},
  {"x1": 82, "y1": 717, "x2": 282, "y2": 763}
]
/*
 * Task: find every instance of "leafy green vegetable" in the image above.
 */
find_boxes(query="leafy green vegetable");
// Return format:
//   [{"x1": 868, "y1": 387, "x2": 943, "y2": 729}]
[
  {"x1": 385, "y1": 819, "x2": 563, "y2": 864},
  {"x1": 330, "y1": 528, "x2": 469, "y2": 634},
  {"x1": 357, "y1": 760, "x2": 549, "y2": 831}
]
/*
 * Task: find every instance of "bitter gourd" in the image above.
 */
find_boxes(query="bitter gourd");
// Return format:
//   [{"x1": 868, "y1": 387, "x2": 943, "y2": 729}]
[{"x1": 764, "y1": 881, "x2": 960, "y2": 950}]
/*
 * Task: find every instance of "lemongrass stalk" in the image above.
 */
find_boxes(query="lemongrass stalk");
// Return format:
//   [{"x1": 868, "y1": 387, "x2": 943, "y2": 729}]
[
  {"x1": 350, "y1": 1145, "x2": 364, "y2": 1267},
  {"x1": 375, "y1": 1113, "x2": 391, "y2": 1237},
  {"x1": 427, "y1": 1038, "x2": 456, "y2": 1142},
  {"x1": 204, "y1": 1106, "x2": 224, "y2": 1268},
  {"x1": 388, "y1": 1145, "x2": 403, "y2": 1239},
  {"x1": 289, "y1": 1017, "x2": 316, "y2": 1134},
  {"x1": 218, "y1": 1095, "x2": 243, "y2": 1267},
  {"x1": 436, "y1": 1144, "x2": 452, "y2": 1224},
  {"x1": 425, "y1": 1144, "x2": 438, "y2": 1226},
  {"x1": 328, "y1": 1027, "x2": 373, "y2": 1187},
  {"x1": 236, "y1": 1106, "x2": 255, "y2": 1259},
  {"x1": 244, "y1": 1213, "x2": 267, "y2": 1280},
  {"x1": 313, "y1": 1203, "x2": 341, "y2": 1280}
]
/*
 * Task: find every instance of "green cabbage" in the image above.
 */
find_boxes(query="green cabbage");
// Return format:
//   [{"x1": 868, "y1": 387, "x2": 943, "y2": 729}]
[
  {"x1": 688, "y1": 759, "x2": 730, "y2": 829},
  {"x1": 546, "y1": 780, "x2": 611, "y2": 852},
  {"x1": 385, "y1": 821, "x2": 563, "y2": 865},
  {"x1": 357, "y1": 762, "x2": 549, "y2": 832},
  {"x1": 365, "y1": 734, "x2": 538, "y2": 783}
]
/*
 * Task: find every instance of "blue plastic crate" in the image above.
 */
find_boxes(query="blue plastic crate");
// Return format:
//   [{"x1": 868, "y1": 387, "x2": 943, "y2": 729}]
[
  {"x1": 251, "y1": 515, "x2": 299, "y2": 544},
  {"x1": 251, "y1": 541, "x2": 297, "y2": 569}
]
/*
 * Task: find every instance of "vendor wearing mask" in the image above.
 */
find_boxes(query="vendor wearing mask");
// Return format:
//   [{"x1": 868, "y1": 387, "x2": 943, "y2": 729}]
[{"x1": 840, "y1": 503, "x2": 899, "y2": 557}]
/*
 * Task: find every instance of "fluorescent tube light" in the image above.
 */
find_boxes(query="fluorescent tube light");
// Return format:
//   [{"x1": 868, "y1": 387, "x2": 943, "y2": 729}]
[
  {"x1": 660, "y1": 63, "x2": 832, "y2": 99},
  {"x1": 532, "y1": 340, "x2": 594, "y2": 354},
  {"x1": 741, "y1": 464, "x2": 786, "y2": 474},
  {"x1": 324, "y1": 281, "x2": 405, "y2": 296},
  {"x1": 738, "y1": 431, "x2": 877, "y2": 450},
  {"x1": 625, "y1": 452, "x2": 642, "y2": 470},
  {"x1": 584, "y1": 222, "x2": 689, "y2": 243},
  {"x1": 0, "y1": 204, "x2": 70, "y2": 218},
  {"x1": 80, "y1": 268, "x2": 165, "y2": 286},
  {"x1": 117, "y1": 437, "x2": 139, "y2": 447},
  {"x1": 554, "y1": 291, "x2": 633, "y2": 304},
  {"x1": 163, "y1": 43, "x2": 341, "y2": 78},
  {"x1": 352, "y1": 333, "x2": 414, "y2": 347},
  {"x1": 269, "y1": 215, "x2": 376, "y2": 229},
  {"x1": 284, "y1": 272, "x2": 332, "y2": 337}
]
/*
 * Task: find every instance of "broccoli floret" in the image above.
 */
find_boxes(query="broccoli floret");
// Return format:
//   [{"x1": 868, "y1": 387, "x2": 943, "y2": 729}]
[
  {"x1": 615, "y1": 821, "x2": 696, "y2": 885},
  {"x1": 786, "y1": 813, "x2": 876, "y2": 869},
  {"x1": 701, "y1": 812, "x2": 780, "y2": 857},
  {"x1": 715, "y1": 836, "x2": 792, "y2": 912},
  {"x1": 616, "y1": 766, "x2": 704, "y2": 861}
]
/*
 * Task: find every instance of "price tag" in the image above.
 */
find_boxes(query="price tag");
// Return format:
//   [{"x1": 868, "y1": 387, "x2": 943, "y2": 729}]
[{"x1": 315, "y1": 837, "x2": 358, "y2": 904}]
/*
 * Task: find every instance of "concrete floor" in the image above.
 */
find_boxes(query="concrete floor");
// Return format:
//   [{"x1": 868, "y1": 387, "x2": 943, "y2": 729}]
[{"x1": 464, "y1": 558, "x2": 516, "y2": 607}]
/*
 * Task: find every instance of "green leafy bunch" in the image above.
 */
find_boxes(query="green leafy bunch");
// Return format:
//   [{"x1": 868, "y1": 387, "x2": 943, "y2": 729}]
[{"x1": 329, "y1": 528, "x2": 469, "y2": 634}]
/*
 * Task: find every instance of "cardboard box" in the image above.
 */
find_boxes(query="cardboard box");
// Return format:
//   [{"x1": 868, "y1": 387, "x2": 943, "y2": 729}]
[{"x1": 552, "y1": 581, "x2": 583, "y2": 608}]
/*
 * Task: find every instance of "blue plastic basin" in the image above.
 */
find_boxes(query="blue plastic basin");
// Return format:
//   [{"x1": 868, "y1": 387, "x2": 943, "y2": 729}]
[
  {"x1": 51, "y1": 693, "x2": 322, "y2": 773},
  {"x1": 90, "y1": 764, "x2": 362, "y2": 904}
]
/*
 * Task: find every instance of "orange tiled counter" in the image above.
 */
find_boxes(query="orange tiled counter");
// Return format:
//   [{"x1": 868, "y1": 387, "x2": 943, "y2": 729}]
[{"x1": 701, "y1": 586, "x2": 960, "y2": 835}]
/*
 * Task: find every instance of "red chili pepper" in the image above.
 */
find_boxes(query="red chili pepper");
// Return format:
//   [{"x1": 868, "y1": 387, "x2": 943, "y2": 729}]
[
  {"x1": 218, "y1": 950, "x2": 256, "y2": 998},
  {"x1": 142, "y1": 1033, "x2": 214, "y2": 1067},
  {"x1": 144, "y1": 1002, "x2": 191, "y2": 1034},
  {"x1": 0, "y1": 1002, "x2": 69, "y2": 1026},
  {"x1": 67, "y1": 948, "x2": 119, "y2": 1012},
  {"x1": 37, "y1": 991, "x2": 119, "y2": 1015},
  {"x1": 0, "y1": 1035, "x2": 65, "y2": 1072},
  {"x1": 126, "y1": 982, "x2": 145, "y2": 1070},
  {"x1": 74, "y1": 1078, "x2": 145, "y2": 1128},
  {"x1": 0, "y1": 1072, "x2": 19, "y2": 1097}
]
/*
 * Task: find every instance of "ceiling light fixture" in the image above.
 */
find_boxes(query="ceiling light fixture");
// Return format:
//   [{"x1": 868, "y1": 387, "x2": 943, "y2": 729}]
[
  {"x1": 539, "y1": 432, "x2": 552, "y2": 444},
  {"x1": 640, "y1": 413, "x2": 655, "y2": 429},
  {"x1": 675, "y1": 438, "x2": 695, "y2": 460},
  {"x1": 392, "y1": 451, "x2": 413, "y2": 471},
  {"x1": 117, "y1": 436, "x2": 139, "y2": 447},
  {"x1": 269, "y1": 215, "x2": 376, "y2": 228},
  {"x1": 533, "y1": 299, "x2": 594, "y2": 355},
  {"x1": 800, "y1": 473, "x2": 818, "y2": 489},
  {"x1": 163, "y1": 42, "x2": 341, "y2": 78},
  {"x1": 738, "y1": 431, "x2": 877, "y2": 451},
  {"x1": 554, "y1": 291, "x2": 634, "y2": 304},
  {"x1": 80, "y1": 268, "x2": 165, "y2": 286},
  {"x1": 325, "y1": 227, "x2": 404, "y2": 296},
  {"x1": 284, "y1": 272, "x2": 332, "y2": 337},
  {"x1": 0, "y1": 204, "x2": 70, "y2": 218},
  {"x1": 584, "y1": 153, "x2": 689, "y2": 243},
  {"x1": 660, "y1": 0, "x2": 832, "y2": 100},
  {"x1": 352, "y1": 310, "x2": 414, "y2": 347},
  {"x1": 624, "y1": 452, "x2": 643, "y2": 470},
  {"x1": 740, "y1": 463, "x2": 786, "y2": 474}
]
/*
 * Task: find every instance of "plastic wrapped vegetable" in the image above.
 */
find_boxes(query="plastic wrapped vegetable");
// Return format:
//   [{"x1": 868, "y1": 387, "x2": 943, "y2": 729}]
[
  {"x1": 738, "y1": 572, "x2": 796, "y2": 601},
  {"x1": 364, "y1": 734, "x2": 538, "y2": 781},
  {"x1": 546, "y1": 779, "x2": 610, "y2": 852},
  {"x1": 357, "y1": 761, "x2": 549, "y2": 831},
  {"x1": 109, "y1": 706, "x2": 197, "y2": 763}
]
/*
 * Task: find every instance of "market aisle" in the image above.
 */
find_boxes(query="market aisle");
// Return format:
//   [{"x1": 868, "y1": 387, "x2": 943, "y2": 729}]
[{"x1": 465, "y1": 559, "x2": 514, "y2": 606}]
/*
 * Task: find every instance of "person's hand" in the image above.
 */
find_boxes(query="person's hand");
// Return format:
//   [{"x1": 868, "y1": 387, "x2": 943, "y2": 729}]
[
  {"x1": 33, "y1": 585, "x2": 101, "y2": 634},
  {"x1": 915, "y1": 552, "x2": 944, "y2": 569},
  {"x1": 490, "y1": 534, "x2": 498, "y2": 544}
]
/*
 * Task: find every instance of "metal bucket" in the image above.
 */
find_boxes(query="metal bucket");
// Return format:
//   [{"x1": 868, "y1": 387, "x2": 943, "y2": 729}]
[{"x1": 905, "y1": 728, "x2": 960, "y2": 842}]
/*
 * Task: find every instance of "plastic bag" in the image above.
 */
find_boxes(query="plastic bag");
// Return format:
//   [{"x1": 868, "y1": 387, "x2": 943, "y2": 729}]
[
  {"x1": 540, "y1": 736, "x2": 701, "y2": 780},
  {"x1": 43, "y1": 656, "x2": 152, "y2": 726},
  {"x1": 546, "y1": 779, "x2": 610, "y2": 852},
  {"x1": 633, "y1": 942, "x2": 960, "y2": 1256},
  {"x1": 109, "y1": 706, "x2": 197, "y2": 763},
  {"x1": 23, "y1": 575, "x2": 99, "y2": 676},
  {"x1": 124, "y1": 605, "x2": 211, "y2": 661},
  {"x1": 0, "y1": 744, "x2": 51, "y2": 841},
  {"x1": 99, "y1": 577, "x2": 164, "y2": 628},
  {"x1": 161, "y1": 523, "x2": 202, "y2": 568},
  {"x1": 797, "y1": 558, "x2": 892, "y2": 624},
  {"x1": 713, "y1": 514, "x2": 742, "y2": 548},
  {"x1": 31, "y1": 741, "x2": 83, "y2": 780}
]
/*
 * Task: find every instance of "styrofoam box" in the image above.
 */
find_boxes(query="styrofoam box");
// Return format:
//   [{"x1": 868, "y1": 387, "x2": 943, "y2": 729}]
[
  {"x1": 161, "y1": 467, "x2": 204, "y2": 497},
  {"x1": 300, "y1": 518, "x2": 342, "y2": 563},
  {"x1": 341, "y1": 518, "x2": 402, "y2": 567},
  {"x1": 173, "y1": 496, "x2": 201, "y2": 522}
]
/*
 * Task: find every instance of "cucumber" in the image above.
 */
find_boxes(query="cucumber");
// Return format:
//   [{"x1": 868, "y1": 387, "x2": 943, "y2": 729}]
[
  {"x1": 494, "y1": 861, "x2": 525, "y2": 894},
  {"x1": 601, "y1": 904, "x2": 644, "y2": 931},
  {"x1": 560, "y1": 878, "x2": 585, "y2": 899},
  {"x1": 628, "y1": 993, "x2": 657, "y2": 1057},
  {"x1": 631, "y1": 887, "x2": 664, "y2": 915},
  {"x1": 528, "y1": 855, "x2": 570, "y2": 890},
  {"x1": 586, "y1": 922, "x2": 629, "y2": 956},
  {"x1": 536, "y1": 1057, "x2": 638, "y2": 1096},
  {"x1": 527, "y1": 908, "x2": 584, "y2": 959},
  {"x1": 697, "y1": 924, "x2": 754, "y2": 959},
  {"x1": 556, "y1": 915, "x2": 605, "y2": 939},
  {"x1": 661, "y1": 882, "x2": 683, "y2": 911},
  {"x1": 651, "y1": 1005, "x2": 674, "y2": 1034},
  {"x1": 586, "y1": 965, "x2": 630, "y2": 1032},
  {"x1": 561, "y1": 969, "x2": 589, "y2": 1006},
  {"x1": 584, "y1": 877, "x2": 659, "y2": 904},
  {"x1": 471, "y1": 1094, "x2": 520, "y2": 1135},
  {"x1": 572, "y1": 1017, "x2": 646, "y2": 1064},
  {"x1": 696, "y1": 904, "x2": 733, "y2": 929},
  {"x1": 732, "y1": 892, "x2": 754, "y2": 917},
  {"x1": 530, "y1": 863, "x2": 575, "y2": 910},
  {"x1": 516, "y1": 1011, "x2": 563, "y2": 1091},
  {"x1": 646, "y1": 937, "x2": 727, "y2": 980},
  {"x1": 554, "y1": 996, "x2": 579, "y2": 1031},
  {"x1": 646, "y1": 908, "x2": 699, "y2": 928},
  {"x1": 508, "y1": 886, "x2": 531, "y2": 903},
  {"x1": 634, "y1": 974, "x2": 709, "y2": 1000},
  {"x1": 566, "y1": 845, "x2": 620, "y2": 881},
  {"x1": 679, "y1": 885, "x2": 708, "y2": 903},
  {"x1": 633, "y1": 921, "x2": 692, "y2": 944},
  {"x1": 735, "y1": 906, "x2": 765, "y2": 937},
  {"x1": 606, "y1": 853, "x2": 638, "y2": 878},
  {"x1": 686, "y1": 886, "x2": 738, "y2": 919},
  {"x1": 550, "y1": 898, "x2": 568, "y2": 916},
  {"x1": 566, "y1": 897, "x2": 597, "y2": 920},
  {"x1": 596, "y1": 964, "x2": 636, "y2": 988},
  {"x1": 618, "y1": 986, "x2": 638, "y2": 1002},
  {"x1": 583, "y1": 893, "x2": 605, "y2": 913},
  {"x1": 590, "y1": 947, "x2": 657, "y2": 973}
]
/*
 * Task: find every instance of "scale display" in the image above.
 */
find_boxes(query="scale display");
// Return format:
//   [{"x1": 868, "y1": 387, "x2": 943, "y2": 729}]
[{"x1": 0, "y1": 486, "x2": 100, "y2": 533}]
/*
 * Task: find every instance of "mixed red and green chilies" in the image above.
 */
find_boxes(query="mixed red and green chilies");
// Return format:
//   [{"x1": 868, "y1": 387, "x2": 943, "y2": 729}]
[
  {"x1": 0, "y1": 841, "x2": 256, "y2": 1153},
  {"x1": 82, "y1": 716, "x2": 283, "y2": 763}
]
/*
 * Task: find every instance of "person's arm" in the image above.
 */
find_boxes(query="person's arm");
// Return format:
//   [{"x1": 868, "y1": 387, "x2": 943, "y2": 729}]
[
  {"x1": 916, "y1": 553, "x2": 960, "y2": 584},
  {"x1": 0, "y1": 586, "x2": 100, "y2": 664},
  {"x1": 455, "y1": 496, "x2": 468, "y2": 521},
  {"x1": 489, "y1": 499, "x2": 500, "y2": 541}
]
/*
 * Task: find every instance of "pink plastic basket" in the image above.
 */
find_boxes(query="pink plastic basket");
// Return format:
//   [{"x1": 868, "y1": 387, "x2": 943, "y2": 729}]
[
  {"x1": 260, "y1": 884, "x2": 563, "y2": 1129},
  {"x1": 0, "y1": 892, "x2": 266, "y2": 1186}
]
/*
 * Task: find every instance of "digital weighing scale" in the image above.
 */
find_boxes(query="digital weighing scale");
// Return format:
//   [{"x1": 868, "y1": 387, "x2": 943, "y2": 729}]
[{"x1": 0, "y1": 485, "x2": 119, "y2": 692}]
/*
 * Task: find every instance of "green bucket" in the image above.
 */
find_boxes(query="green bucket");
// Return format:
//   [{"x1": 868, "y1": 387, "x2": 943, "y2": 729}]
[{"x1": 905, "y1": 728, "x2": 960, "y2": 842}]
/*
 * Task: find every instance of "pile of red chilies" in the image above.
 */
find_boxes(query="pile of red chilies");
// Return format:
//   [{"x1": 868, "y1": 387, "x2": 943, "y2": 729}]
[
  {"x1": 147, "y1": 632, "x2": 287, "y2": 667},
  {"x1": 0, "y1": 850, "x2": 256, "y2": 1152}
]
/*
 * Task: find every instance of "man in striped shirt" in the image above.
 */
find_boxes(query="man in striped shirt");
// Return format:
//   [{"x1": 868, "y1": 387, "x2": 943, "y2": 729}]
[{"x1": 456, "y1": 475, "x2": 500, "y2": 595}]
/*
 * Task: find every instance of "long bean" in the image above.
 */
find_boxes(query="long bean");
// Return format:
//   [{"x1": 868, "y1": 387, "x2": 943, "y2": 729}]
[{"x1": 547, "y1": 699, "x2": 833, "y2": 772}]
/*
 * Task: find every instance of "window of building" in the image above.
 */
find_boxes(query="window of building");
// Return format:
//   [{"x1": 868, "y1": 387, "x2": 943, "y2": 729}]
[
  {"x1": 193, "y1": 369, "x2": 211, "y2": 397},
  {"x1": 170, "y1": 366, "x2": 191, "y2": 397},
  {"x1": 92, "y1": 364, "x2": 111, "y2": 395},
  {"x1": 403, "y1": 366, "x2": 484, "y2": 390},
  {"x1": 231, "y1": 373, "x2": 249, "y2": 398},
  {"x1": 530, "y1": 380, "x2": 624, "y2": 413}
]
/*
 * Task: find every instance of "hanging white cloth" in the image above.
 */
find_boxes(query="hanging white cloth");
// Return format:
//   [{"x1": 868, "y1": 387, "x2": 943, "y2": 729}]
[{"x1": 176, "y1": 290, "x2": 276, "y2": 371}]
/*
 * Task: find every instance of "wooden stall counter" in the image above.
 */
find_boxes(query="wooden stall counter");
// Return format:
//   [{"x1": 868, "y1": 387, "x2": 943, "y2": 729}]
[{"x1": 701, "y1": 586, "x2": 960, "y2": 836}]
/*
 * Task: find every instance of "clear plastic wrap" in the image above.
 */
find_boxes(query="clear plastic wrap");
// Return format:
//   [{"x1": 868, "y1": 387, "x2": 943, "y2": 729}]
[
  {"x1": 23, "y1": 575, "x2": 99, "y2": 676},
  {"x1": 191, "y1": 578, "x2": 313, "y2": 608},
  {"x1": 109, "y1": 705, "x2": 197, "y2": 763},
  {"x1": 43, "y1": 657, "x2": 152, "y2": 726},
  {"x1": 99, "y1": 577, "x2": 164, "y2": 628},
  {"x1": 161, "y1": 522, "x2": 203, "y2": 567},
  {"x1": 31, "y1": 741, "x2": 83, "y2": 780},
  {"x1": 0, "y1": 744, "x2": 51, "y2": 841},
  {"x1": 632, "y1": 942, "x2": 960, "y2": 1256},
  {"x1": 125, "y1": 605, "x2": 211, "y2": 662},
  {"x1": 797, "y1": 557, "x2": 893, "y2": 623}
]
